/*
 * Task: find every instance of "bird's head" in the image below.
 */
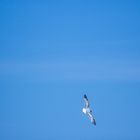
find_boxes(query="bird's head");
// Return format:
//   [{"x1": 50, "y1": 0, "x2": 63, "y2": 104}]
[{"x1": 82, "y1": 108, "x2": 86, "y2": 114}]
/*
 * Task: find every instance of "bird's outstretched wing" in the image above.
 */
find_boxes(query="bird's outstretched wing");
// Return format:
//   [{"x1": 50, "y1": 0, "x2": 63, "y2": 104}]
[
  {"x1": 87, "y1": 112, "x2": 96, "y2": 125},
  {"x1": 84, "y1": 94, "x2": 89, "y2": 108}
]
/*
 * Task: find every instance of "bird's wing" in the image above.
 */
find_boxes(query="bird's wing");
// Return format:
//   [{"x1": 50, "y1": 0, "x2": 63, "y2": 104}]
[
  {"x1": 84, "y1": 94, "x2": 90, "y2": 108},
  {"x1": 87, "y1": 112, "x2": 96, "y2": 125}
]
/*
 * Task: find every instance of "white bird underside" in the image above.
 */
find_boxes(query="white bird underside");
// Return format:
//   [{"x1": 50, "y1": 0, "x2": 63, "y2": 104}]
[{"x1": 83, "y1": 94, "x2": 96, "y2": 125}]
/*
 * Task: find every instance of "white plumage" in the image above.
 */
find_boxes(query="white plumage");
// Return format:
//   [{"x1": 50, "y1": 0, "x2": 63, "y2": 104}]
[{"x1": 82, "y1": 94, "x2": 96, "y2": 125}]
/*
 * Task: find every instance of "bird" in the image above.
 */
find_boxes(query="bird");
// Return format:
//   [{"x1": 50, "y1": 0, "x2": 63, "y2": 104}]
[{"x1": 82, "y1": 94, "x2": 96, "y2": 125}]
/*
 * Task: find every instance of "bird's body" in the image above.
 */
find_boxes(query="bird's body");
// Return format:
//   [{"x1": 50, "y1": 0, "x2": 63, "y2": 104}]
[
  {"x1": 82, "y1": 94, "x2": 96, "y2": 125},
  {"x1": 83, "y1": 107, "x2": 91, "y2": 114}
]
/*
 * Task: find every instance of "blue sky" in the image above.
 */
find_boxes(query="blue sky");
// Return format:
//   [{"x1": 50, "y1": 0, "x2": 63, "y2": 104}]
[{"x1": 0, "y1": 0, "x2": 140, "y2": 140}]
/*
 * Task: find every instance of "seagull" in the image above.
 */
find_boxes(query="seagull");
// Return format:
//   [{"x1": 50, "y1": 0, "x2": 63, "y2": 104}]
[{"x1": 82, "y1": 94, "x2": 96, "y2": 125}]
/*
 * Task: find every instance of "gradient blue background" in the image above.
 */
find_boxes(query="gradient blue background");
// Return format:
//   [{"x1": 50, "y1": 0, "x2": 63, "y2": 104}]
[{"x1": 0, "y1": 0, "x2": 140, "y2": 140}]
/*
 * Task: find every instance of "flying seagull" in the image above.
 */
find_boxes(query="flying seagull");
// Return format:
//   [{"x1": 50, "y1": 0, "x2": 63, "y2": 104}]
[{"x1": 82, "y1": 94, "x2": 96, "y2": 125}]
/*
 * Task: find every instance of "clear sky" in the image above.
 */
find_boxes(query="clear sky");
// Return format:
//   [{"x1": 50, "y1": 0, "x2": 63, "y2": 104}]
[{"x1": 0, "y1": 0, "x2": 140, "y2": 140}]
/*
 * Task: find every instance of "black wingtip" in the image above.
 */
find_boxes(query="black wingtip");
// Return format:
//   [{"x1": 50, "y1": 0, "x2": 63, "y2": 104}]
[
  {"x1": 84, "y1": 94, "x2": 87, "y2": 98},
  {"x1": 93, "y1": 120, "x2": 96, "y2": 125}
]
